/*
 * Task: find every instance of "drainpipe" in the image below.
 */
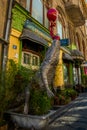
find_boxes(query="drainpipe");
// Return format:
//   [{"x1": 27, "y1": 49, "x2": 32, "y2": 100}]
[{"x1": 2, "y1": 0, "x2": 14, "y2": 71}]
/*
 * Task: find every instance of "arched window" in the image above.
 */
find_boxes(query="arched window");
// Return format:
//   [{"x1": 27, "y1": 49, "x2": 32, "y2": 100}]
[
  {"x1": 44, "y1": 6, "x2": 49, "y2": 28},
  {"x1": 56, "y1": 8, "x2": 66, "y2": 39},
  {"x1": 57, "y1": 21, "x2": 63, "y2": 39},
  {"x1": 76, "y1": 33, "x2": 81, "y2": 51}
]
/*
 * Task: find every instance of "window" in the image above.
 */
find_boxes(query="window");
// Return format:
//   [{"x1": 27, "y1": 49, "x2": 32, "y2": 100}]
[
  {"x1": 25, "y1": 0, "x2": 49, "y2": 28},
  {"x1": 22, "y1": 51, "x2": 40, "y2": 69},
  {"x1": 76, "y1": 33, "x2": 81, "y2": 51},
  {"x1": 57, "y1": 21, "x2": 63, "y2": 39},
  {"x1": 44, "y1": 6, "x2": 49, "y2": 28},
  {"x1": 32, "y1": 56, "x2": 38, "y2": 65},
  {"x1": 26, "y1": 0, "x2": 30, "y2": 11},
  {"x1": 63, "y1": 63, "x2": 69, "y2": 85},
  {"x1": 23, "y1": 53, "x2": 31, "y2": 64},
  {"x1": 32, "y1": 0, "x2": 43, "y2": 24}
]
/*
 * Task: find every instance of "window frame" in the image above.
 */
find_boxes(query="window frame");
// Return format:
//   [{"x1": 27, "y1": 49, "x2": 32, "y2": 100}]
[
  {"x1": 23, "y1": 52, "x2": 31, "y2": 65},
  {"x1": 31, "y1": 0, "x2": 43, "y2": 24},
  {"x1": 57, "y1": 20, "x2": 63, "y2": 39},
  {"x1": 25, "y1": 0, "x2": 49, "y2": 28},
  {"x1": 22, "y1": 51, "x2": 40, "y2": 69},
  {"x1": 26, "y1": 0, "x2": 30, "y2": 11},
  {"x1": 63, "y1": 63, "x2": 70, "y2": 85}
]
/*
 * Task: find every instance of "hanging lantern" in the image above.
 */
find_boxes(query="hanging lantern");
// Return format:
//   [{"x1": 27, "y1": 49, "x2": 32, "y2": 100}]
[
  {"x1": 47, "y1": 8, "x2": 58, "y2": 21},
  {"x1": 47, "y1": 8, "x2": 59, "y2": 39}
]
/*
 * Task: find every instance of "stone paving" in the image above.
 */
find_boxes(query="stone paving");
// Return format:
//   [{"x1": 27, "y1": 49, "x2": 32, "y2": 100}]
[{"x1": 48, "y1": 93, "x2": 87, "y2": 130}]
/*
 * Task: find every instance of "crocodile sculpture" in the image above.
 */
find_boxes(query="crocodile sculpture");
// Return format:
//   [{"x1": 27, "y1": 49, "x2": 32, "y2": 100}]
[
  {"x1": 24, "y1": 37, "x2": 60, "y2": 114},
  {"x1": 36, "y1": 38, "x2": 60, "y2": 97}
]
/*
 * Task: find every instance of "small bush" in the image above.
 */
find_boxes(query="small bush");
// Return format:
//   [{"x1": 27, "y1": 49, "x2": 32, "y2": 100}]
[
  {"x1": 0, "y1": 59, "x2": 35, "y2": 123},
  {"x1": 54, "y1": 88, "x2": 77, "y2": 105},
  {"x1": 29, "y1": 87, "x2": 51, "y2": 115}
]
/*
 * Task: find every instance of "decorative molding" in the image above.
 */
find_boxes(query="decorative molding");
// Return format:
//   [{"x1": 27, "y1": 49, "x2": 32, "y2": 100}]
[{"x1": 11, "y1": 28, "x2": 21, "y2": 38}]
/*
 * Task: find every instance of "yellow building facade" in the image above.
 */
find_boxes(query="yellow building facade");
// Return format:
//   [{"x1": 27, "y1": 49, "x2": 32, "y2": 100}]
[
  {"x1": 7, "y1": 0, "x2": 87, "y2": 89},
  {"x1": 7, "y1": 1, "x2": 74, "y2": 89},
  {"x1": 54, "y1": 50, "x2": 64, "y2": 89},
  {"x1": 8, "y1": 29, "x2": 21, "y2": 63}
]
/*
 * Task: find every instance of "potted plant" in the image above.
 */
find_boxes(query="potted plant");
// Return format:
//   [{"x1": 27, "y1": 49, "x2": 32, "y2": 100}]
[
  {"x1": 2, "y1": 60, "x2": 55, "y2": 130},
  {"x1": 8, "y1": 89, "x2": 53, "y2": 128},
  {"x1": 29, "y1": 86, "x2": 51, "y2": 115},
  {"x1": 6, "y1": 83, "x2": 54, "y2": 130}
]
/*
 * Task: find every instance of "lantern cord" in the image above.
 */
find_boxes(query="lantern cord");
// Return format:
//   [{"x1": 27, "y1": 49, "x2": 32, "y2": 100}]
[{"x1": 50, "y1": 21, "x2": 60, "y2": 40}]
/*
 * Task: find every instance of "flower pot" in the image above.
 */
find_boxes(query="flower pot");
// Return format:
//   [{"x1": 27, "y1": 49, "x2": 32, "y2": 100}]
[{"x1": 6, "y1": 110, "x2": 56, "y2": 130}]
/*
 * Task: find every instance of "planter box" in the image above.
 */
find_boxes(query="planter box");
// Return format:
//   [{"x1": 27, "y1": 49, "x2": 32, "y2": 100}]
[{"x1": 6, "y1": 110, "x2": 56, "y2": 129}]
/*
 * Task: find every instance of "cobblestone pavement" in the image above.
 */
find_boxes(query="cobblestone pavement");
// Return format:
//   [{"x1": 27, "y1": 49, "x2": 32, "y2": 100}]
[{"x1": 48, "y1": 93, "x2": 87, "y2": 130}]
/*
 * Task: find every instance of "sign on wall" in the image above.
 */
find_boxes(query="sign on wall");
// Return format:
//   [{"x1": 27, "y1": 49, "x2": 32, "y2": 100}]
[{"x1": 60, "y1": 39, "x2": 70, "y2": 46}]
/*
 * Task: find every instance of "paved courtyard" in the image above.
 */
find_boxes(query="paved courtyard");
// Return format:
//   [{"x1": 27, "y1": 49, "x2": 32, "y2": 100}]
[{"x1": 48, "y1": 93, "x2": 87, "y2": 130}]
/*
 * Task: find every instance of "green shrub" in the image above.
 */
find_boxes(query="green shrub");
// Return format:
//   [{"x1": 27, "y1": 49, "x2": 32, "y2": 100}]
[
  {"x1": 0, "y1": 59, "x2": 35, "y2": 123},
  {"x1": 0, "y1": 59, "x2": 18, "y2": 123},
  {"x1": 0, "y1": 58, "x2": 51, "y2": 122},
  {"x1": 67, "y1": 88, "x2": 77, "y2": 98},
  {"x1": 54, "y1": 88, "x2": 77, "y2": 105},
  {"x1": 29, "y1": 88, "x2": 51, "y2": 115}
]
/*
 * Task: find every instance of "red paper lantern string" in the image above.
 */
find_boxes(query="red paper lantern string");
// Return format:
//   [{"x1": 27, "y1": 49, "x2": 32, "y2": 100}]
[{"x1": 47, "y1": 8, "x2": 60, "y2": 40}]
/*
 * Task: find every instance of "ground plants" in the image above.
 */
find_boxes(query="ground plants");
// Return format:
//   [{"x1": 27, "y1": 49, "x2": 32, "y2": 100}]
[
  {"x1": 0, "y1": 59, "x2": 53, "y2": 128},
  {"x1": 53, "y1": 88, "x2": 78, "y2": 106},
  {"x1": 29, "y1": 87, "x2": 52, "y2": 115},
  {"x1": 0, "y1": 59, "x2": 35, "y2": 125}
]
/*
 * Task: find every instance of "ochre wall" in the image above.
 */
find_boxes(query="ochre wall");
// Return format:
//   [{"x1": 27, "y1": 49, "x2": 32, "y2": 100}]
[
  {"x1": 8, "y1": 29, "x2": 21, "y2": 63},
  {"x1": 0, "y1": 0, "x2": 8, "y2": 38},
  {"x1": 54, "y1": 50, "x2": 64, "y2": 89}
]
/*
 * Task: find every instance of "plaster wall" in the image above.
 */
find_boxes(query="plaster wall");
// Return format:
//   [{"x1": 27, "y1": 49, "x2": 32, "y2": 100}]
[
  {"x1": 8, "y1": 29, "x2": 21, "y2": 63},
  {"x1": 54, "y1": 50, "x2": 64, "y2": 89}
]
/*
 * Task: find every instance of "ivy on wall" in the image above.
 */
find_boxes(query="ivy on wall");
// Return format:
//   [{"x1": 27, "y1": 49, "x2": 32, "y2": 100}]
[
  {"x1": 11, "y1": 2, "x2": 51, "y2": 37},
  {"x1": 12, "y1": 7, "x2": 27, "y2": 32}
]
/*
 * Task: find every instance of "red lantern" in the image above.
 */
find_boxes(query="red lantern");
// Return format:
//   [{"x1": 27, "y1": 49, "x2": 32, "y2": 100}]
[
  {"x1": 47, "y1": 8, "x2": 58, "y2": 21},
  {"x1": 47, "y1": 8, "x2": 59, "y2": 40}
]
